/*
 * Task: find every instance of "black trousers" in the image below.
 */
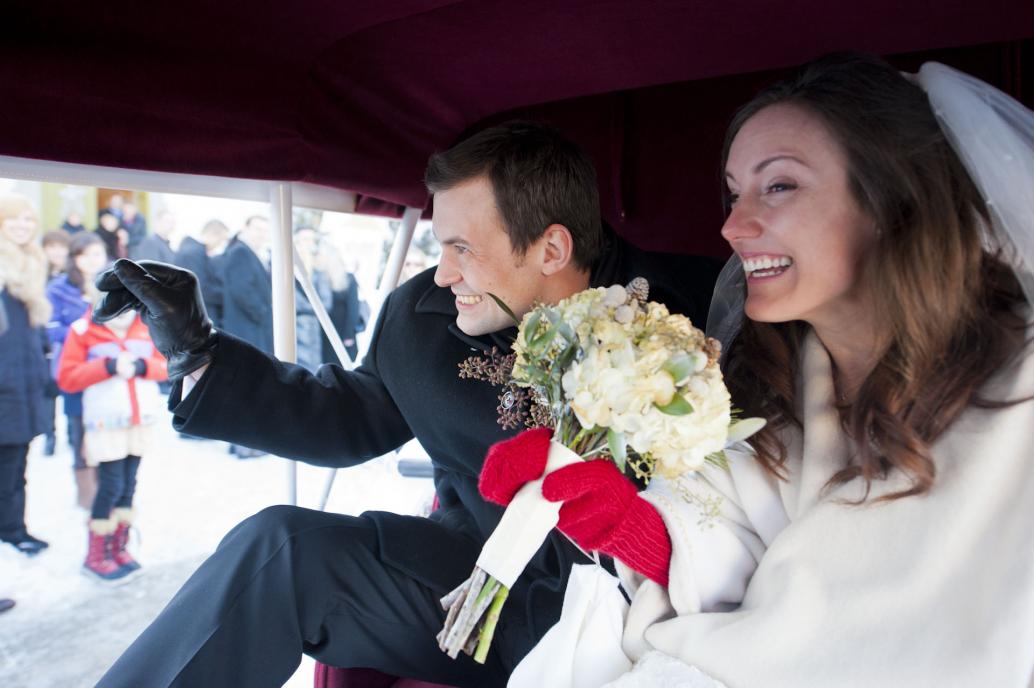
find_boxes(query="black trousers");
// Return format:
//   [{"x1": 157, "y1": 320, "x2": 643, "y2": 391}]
[
  {"x1": 91, "y1": 455, "x2": 141, "y2": 519},
  {"x1": 0, "y1": 443, "x2": 30, "y2": 540},
  {"x1": 67, "y1": 414, "x2": 86, "y2": 470},
  {"x1": 43, "y1": 394, "x2": 56, "y2": 440},
  {"x1": 96, "y1": 506, "x2": 521, "y2": 688}
]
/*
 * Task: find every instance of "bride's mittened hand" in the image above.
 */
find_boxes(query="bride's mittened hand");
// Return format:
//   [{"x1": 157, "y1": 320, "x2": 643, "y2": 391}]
[
  {"x1": 478, "y1": 427, "x2": 554, "y2": 506},
  {"x1": 543, "y1": 460, "x2": 672, "y2": 586}
]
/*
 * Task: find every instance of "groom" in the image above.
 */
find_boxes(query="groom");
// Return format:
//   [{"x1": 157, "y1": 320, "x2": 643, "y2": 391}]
[{"x1": 94, "y1": 121, "x2": 721, "y2": 687}]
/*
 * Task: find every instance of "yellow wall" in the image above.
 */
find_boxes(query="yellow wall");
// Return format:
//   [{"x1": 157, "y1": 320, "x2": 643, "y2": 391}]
[{"x1": 38, "y1": 183, "x2": 150, "y2": 233}]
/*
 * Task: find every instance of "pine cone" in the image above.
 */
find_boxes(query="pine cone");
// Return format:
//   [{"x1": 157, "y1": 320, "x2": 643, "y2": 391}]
[
  {"x1": 703, "y1": 337, "x2": 722, "y2": 366},
  {"x1": 626, "y1": 277, "x2": 649, "y2": 302}
]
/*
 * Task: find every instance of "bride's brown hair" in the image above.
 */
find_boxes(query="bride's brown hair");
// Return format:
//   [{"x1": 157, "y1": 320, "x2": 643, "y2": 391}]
[{"x1": 721, "y1": 52, "x2": 1030, "y2": 501}]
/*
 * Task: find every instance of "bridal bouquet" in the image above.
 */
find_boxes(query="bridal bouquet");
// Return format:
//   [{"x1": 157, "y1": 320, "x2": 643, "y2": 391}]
[{"x1": 437, "y1": 278, "x2": 762, "y2": 663}]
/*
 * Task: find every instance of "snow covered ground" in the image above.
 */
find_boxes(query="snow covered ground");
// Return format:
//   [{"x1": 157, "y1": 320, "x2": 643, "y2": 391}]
[{"x1": 0, "y1": 407, "x2": 437, "y2": 688}]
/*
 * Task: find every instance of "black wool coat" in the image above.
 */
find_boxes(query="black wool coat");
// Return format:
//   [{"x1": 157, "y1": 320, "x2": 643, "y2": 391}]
[
  {"x1": 0, "y1": 289, "x2": 49, "y2": 445},
  {"x1": 173, "y1": 237, "x2": 226, "y2": 329},
  {"x1": 171, "y1": 233, "x2": 721, "y2": 644},
  {"x1": 130, "y1": 233, "x2": 176, "y2": 264},
  {"x1": 220, "y1": 238, "x2": 273, "y2": 354}
]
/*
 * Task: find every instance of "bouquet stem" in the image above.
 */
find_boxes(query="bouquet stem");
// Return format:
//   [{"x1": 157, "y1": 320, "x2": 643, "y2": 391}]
[
  {"x1": 438, "y1": 442, "x2": 583, "y2": 663},
  {"x1": 474, "y1": 582, "x2": 510, "y2": 664},
  {"x1": 438, "y1": 568, "x2": 507, "y2": 661}
]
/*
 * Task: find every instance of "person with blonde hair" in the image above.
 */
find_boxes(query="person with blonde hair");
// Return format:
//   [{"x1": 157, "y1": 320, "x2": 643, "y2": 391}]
[{"x1": 0, "y1": 193, "x2": 52, "y2": 556}]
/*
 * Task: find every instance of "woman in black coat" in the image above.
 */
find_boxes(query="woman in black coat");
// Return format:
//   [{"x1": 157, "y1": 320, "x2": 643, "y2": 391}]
[{"x1": 0, "y1": 193, "x2": 52, "y2": 555}]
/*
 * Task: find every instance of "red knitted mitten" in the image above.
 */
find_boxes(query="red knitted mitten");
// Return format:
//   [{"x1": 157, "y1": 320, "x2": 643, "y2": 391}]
[
  {"x1": 478, "y1": 427, "x2": 553, "y2": 506},
  {"x1": 542, "y1": 459, "x2": 671, "y2": 586}
]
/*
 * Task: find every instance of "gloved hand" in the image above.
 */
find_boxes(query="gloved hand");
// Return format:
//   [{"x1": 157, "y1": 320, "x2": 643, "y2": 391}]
[
  {"x1": 542, "y1": 459, "x2": 672, "y2": 586},
  {"x1": 94, "y1": 259, "x2": 217, "y2": 381},
  {"x1": 478, "y1": 427, "x2": 553, "y2": 506}
]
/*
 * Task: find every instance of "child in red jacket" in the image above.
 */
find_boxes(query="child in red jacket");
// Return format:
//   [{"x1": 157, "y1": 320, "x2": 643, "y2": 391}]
[{"x1": 57, "y1": 308, "x2": 167, "y2": 582}]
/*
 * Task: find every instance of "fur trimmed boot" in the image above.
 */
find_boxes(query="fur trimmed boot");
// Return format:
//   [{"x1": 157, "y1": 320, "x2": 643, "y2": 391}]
[
  {"x1": 82, "y1": 519, "x2": 129, "y2": 582},
  {"x1": 111, "y1": 508, "x2": 141, "y2": 574}
]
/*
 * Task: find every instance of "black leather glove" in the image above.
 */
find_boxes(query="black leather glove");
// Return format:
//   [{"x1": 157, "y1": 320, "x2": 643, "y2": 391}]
[{"x1": 94, "y1": 259, "x2": 217, "y2": 381}]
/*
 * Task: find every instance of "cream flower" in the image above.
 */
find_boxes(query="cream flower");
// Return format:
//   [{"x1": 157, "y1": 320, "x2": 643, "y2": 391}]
[{"x1": 510, "y1": 280, "x2": 761, "y2": 481}]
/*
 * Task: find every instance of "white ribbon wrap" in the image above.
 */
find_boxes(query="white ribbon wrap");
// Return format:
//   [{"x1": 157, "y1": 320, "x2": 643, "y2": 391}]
[{"x1": 476, "y1": 441, "x2": 583, "y2": 588}]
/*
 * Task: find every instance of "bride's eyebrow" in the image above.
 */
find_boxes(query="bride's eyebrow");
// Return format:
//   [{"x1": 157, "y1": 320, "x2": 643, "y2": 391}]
[
  {"x1": 726, "y1": 154, "x2": 809, "y2": 183},
  {"x1": 754, "y1": 155, "x2": 807, "y2": 174}
]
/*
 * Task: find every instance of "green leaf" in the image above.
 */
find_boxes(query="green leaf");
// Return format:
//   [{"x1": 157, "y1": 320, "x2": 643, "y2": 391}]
[
  {"x1": 487, "y1": 292, "x2": 520, "y2": 325},
  {"x1": 607, "y1": 428, "x2": 627, "y2": 472},
  {"x1": 555, "y1": 344, "x2": 579, "y2": 371},
  {"x1": 727, "y1": 417, "x2": 766, "y2": 444},
  {"x1": 530, "y1": 324, "x2": 560, "y2": 350},
  {"x1": 557, "y1": 322, "x2": 577, "y2": 344},
  {"x1": 523, "y1": 311, "x2": 543, "y2": 345},
  {"x1": 661, "y1": 353, "x2": 694, "y2": 384},
  {"x1": 654, "y1": 395, "x2": 694, "y2": 416}
]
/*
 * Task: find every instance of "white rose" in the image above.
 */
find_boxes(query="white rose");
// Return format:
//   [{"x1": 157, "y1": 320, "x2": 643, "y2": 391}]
[
  {"x1": 637, "y1": 372, "x2": 675, "y2": 406},
  {"x1": 614, "y1": 304, "x2": 635, "y2": 324},
  {"x1": 603, "y1": 284, "x2": 627, "y2": 307}
]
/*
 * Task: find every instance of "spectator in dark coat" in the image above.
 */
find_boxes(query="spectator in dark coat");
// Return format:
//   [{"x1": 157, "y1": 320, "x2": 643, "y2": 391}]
[
  {"x1": 174, "y1": 219, "x2": 229, "y2": 329},
  {"x1": 96, "y1": 211, "x2": 127, "y2": 263},
  {"x1": 293, "y1": 227, "x2": 334, "y2": 372},
  {"x1": 316, "y1": 243, "x2": 364, "y2": 363},
  {"x1": 220, "y1": 216, "x2": 273, "y2": 354},
  {"x1": 119, "y1": 203, "x2": 148, "y2": 252},
  {"x1": 130, "y1": 210, "x2": 176, "y2": 263},
  {"x1": 218, "y1": 215, "x2": 273, "y2": 458},
  {"x1": 0, "y1": 193, "x2": 52, "y2": 556},
  {"x1": 60, "y1": 211, "x2": 87, "y2": 235}
]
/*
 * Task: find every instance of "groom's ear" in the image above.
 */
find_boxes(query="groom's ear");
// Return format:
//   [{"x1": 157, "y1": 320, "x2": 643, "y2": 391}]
[{"x1": 539, "y1": 223, "x2": 575, "y2": 277}]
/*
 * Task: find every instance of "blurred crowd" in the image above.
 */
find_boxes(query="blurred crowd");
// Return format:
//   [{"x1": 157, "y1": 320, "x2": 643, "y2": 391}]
[{"x1": 0, "y1": 192, "x2": 370, "y2": 602}]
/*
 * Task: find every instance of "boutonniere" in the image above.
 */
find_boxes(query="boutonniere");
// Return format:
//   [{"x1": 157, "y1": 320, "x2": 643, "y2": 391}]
[{"x1": 458, "y1": 347, "x2": 551, "y2": 430}]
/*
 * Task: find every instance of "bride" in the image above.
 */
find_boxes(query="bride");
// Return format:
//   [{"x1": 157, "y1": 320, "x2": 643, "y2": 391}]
[{"x1": 483, "y1": 52, "x2": 1034, "y2": 687}]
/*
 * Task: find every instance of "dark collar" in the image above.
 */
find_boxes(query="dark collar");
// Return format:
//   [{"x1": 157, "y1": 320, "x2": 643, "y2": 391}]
[{"x1": 588, "y1": 223, "x2": 624, "y2": 288}]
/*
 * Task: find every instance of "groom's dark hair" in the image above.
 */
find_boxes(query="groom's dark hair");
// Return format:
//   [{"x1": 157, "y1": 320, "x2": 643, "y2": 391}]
[{"x1": 425, "y1": 121, "x2": 603, "y2": 270}]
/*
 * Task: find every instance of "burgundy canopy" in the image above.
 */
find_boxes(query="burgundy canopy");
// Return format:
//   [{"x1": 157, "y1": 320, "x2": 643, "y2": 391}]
[{"x1": 2, "y1": 1, "x2": 1032, "y2": 254}]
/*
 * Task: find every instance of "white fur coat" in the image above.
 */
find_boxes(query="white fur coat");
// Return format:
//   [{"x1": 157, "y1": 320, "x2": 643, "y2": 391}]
[{"x1": 612, "y1": 332, "x2": 1034, "y2": 687}]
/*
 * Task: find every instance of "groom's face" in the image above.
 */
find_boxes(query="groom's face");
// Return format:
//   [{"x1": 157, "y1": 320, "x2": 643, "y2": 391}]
[{"x1": 432, "y1": 175, "x2": 547, "y2": 336}]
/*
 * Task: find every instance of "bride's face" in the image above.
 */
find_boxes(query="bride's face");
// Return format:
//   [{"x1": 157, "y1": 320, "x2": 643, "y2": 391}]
[{"x1": 721, "y1": 103, "x2": 877, "y2": 327}]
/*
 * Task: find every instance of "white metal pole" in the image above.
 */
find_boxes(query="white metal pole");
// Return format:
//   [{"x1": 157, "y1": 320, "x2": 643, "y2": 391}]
[
  {"x1": 317, "y1": 206, "x2": 421, "y2": 512},
  {"x1": 270, "y1": 182, "x2": 298, "y2": 506},
  {"x1": 377, "y1": 207, "x2": 422, "y2": 300}
]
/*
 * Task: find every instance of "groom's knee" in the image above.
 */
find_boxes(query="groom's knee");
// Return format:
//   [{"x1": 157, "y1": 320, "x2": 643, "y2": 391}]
[{"x1": 217, "y1": 505, "x2": 375, "y2": 573}]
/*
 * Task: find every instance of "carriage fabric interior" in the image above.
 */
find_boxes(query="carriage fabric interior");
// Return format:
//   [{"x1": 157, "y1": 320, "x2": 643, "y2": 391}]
[{"x1": 2, "y1": 1, "x2": 1031, "y2": 257}]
